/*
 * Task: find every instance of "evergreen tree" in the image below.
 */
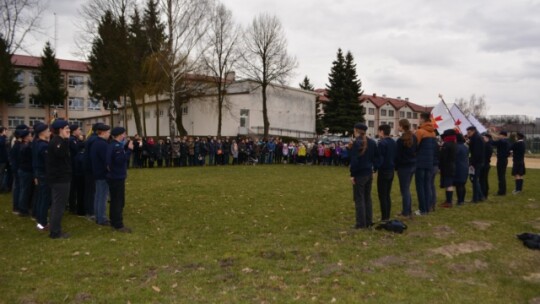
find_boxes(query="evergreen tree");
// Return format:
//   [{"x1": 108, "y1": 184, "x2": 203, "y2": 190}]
[
  {"x1": 33, "y1": 41, "x2": 67, "y2": 117},
  {"x1": 129, "y1": 8, "x2": 147, "y2": 136},
  {"x1": 299, "y1": 75, "x2": 314, "y2": 91},
  {"x1": 0, "y1": 36, "x2": 21, "y2": 105},
  {"x1": 323, "y1": 49, "x2": 364, "y2": 135},
  {"x1": 299, "y1": 76, "x2": 324, "y2": 134},
  {"x1": 143, "y1": 0, "x2": 166, "y2": 53}
]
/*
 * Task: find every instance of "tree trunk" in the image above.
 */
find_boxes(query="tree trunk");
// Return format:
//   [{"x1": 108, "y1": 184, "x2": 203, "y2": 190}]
[
  {"x1": 109, "y1": 99, "x2": 114, "y2": 126},
  {"x1": 130, "y1": 92, "x2": 143, "y2": 136},
  {"x1": 155, "y1": 94, "x2": 160, "y2": 137},
  {"x1": 262, "y1": 84, "x2": 269, "y2": 138},
  {"x1": 142, "y1": 95, "x2": 147, "y2": 137},
  {"x1": 174, "y1": 95, "x2": 188, "y2": 136},
  {"x1": 217, "y1": 88, "x2": 223, "y2": 137}
]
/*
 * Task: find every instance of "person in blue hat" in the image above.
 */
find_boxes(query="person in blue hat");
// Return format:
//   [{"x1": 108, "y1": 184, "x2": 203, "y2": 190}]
[
  {"x1": 68, "y1": 124, "x2": 85, "y2": 215},
  {"x1": 16, "y1": 130, "x2": 33, "y2": 216},
  {"x1": 46, "y1": 119, "x2": 72, "y2": 239},
  {"x1": 33, "y1": 124, "x2": 51, "y2": 230},
  {"x1": 376, "y1": 124, "x2": 396, "y2": 221},
  {"x1": 91, "y1": 123, "x2": 111, "y2": 226},
  {"x1": 490, "y1": 131, "x2": 511, "y2": 195},
  {"x1": 107, "y1": 127, "x2": 133, "y2": 233},
  {"x1": 0, "y1": 126, "x2": 9, "y2": 193},
  {"x1": 8, "y1": 125, "x2": 28, "y2": 214},
  {"x1": 349, "y1": 122, "x2": 379, "y2": 229},
  {"x1": 511, "y1": 132, "x2": 526, "y2": 194},
  {"x1": 83, "y1": 123, "x2": 102, "y2": 220}
]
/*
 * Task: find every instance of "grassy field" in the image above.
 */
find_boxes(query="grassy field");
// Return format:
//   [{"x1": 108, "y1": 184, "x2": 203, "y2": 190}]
[{"x1": 1, "y1": 165, "x2": 540, "y2": 303}]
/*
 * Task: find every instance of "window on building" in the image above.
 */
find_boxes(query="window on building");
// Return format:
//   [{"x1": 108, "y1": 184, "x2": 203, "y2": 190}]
[
  {"x1": 368, "y1": 108, "x2": 375, "y2": 115},
  {"x1": 68, "y1": 119, "x2": 83, "y2": 127},
  {"x1": 29, "y1": 72, "x2": 40, "y2": 86},
  {"x1": 68, "y1": 75, "x2": 85, "y2": 88},
  {"x1": 29, "y1": 117, "x2": 45, "y2": 126},
  {"x1": 413, "y1": 113, "x2": 418, "y2": 119},
  {"x1": 368, "y1": 120, "x2": 374, "y2": 128},
  {"x1": 400, "y1": 111, "x2": 405, "y2": 118},
  {"x1": 240, "y1": 109, "x2": 249, "y2": 127},
  {"x1": 389, "y1": 122, "x2": 394, "y2": 128},
  {"x1": 88, "y1": 98, "x2": 101, "y2": 111},
  {"x1": 28, "y1": 96, "x2": 43, "y2": 108},
  {"x1": 8, "y1": 116, "x2": 25, "y2": 128},
  {"x1": 8, "y1": 95, "x2": 25, "y2": 108},
  {"x1": 159, "y1": 110, "x2": 164, "y2": 117},
  {"x1": 407, "y1": 112, "x2": 412, "y2": 119},
  {"x1": 59, "y1": 74, "x2": 65, "y2": 88},
  {"x1": 182, "y1": 106, "x2": 188, "y2": 115},
  {"x1": 68, "y1": 97, "x2": 85, "y2": 110},
  {"x1": 388, "y1": 110, "x2": 394, "y2": 117},
  {"x1": 15, "y1": 70, "x2": 25, "y2": 84},
  {"x1": 381, "y1": 109, "x2": 387, "y2": 116}
]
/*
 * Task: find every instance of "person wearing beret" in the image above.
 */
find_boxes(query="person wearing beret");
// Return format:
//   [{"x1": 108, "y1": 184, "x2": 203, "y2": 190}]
[
  {"x1": 439, "y1": 129, "x2": 457, "y2": 208},
  {"x1": 9, "y1": 125, "x2": 28, "y2": 214},
  {"x1": 0, "y1": 126, "x2": 9, "y2": 193},
  {"x1": 32, "y1": 124, "x2": 51, "y2": 230},
  {"x1": 83, "y1": 123, "x2": 102, "y2": 220},
  {"x1": 68, "y1": 125, "x2": 85, "y2": 215},
  {"x1": 414, "y1": 113, "x2": 437, "y2": 215},
  {"x1": 376, "y1": 124, "x2": 396, "y2": 221},
  {"x1": 454, "y1": 133, "x2": 469, "y2": 205},
  {"x1": 466, "y1": 126, "x2": 485, "y2": 203},
  {"x1": 510, "y1": 132, "x2": 526, "y2": 194},
  {"x1": 480, "y1": 133, "x2": 494, "y2": 199},
  {"x1": 349, "y1": 122, "x2": 379, "y2": 229},
  {"x1": 490, "y1": 131, "x2": 511, "y2": 195},
  {"x1": 91, "y1": 124, "x2": 111, "y2": 226},
  {"x1": 106, "y1": 127, "x2": 133, "y2": 233},
  {"x1": 16, "y1": 130, "x2": 33, "y2": 216},
  {"x1": 46, "y1": 120, "x2": 72, "y2": 239}
]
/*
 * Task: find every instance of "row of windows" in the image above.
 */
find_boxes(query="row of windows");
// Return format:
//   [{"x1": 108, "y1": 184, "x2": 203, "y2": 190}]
[
  {"x1": 367, "y1": 121, "x2": 418, "y2": 130},
  {"x1": 3, "y1": 116, "x2": 45, "y2": 128},
  {"x1": 125, "y1": 109, "x2": 167, "y2": 121},
  {"x1": 15, "y1": 71, "x2": 86, "y2": 89},
  {"x1": 366, "y1": 108, "x2": 419, "y2": 119},
  {"x1": 8, "y1": 96, "x2": 101, "y2": 111}
]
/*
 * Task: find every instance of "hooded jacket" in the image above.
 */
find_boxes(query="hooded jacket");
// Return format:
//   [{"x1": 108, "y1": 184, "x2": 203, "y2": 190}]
[{"x1": 415, "y1": 122, "x2": 437, "y2": 169}]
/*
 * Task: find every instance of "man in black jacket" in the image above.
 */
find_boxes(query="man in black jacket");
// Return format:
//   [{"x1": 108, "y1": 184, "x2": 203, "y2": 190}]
[
  {"x1": 491, "y1": 131, "x2": 510, "y2": 195},
  {"x1": 0, "y1": 126, "x2": 8, "y2": 193},
  {"x1": 481, "y1": 133, "x2": 494, "y2": 199},
  {"x1": 466, "y1": 126, "x2": 485, "y2": 202}
]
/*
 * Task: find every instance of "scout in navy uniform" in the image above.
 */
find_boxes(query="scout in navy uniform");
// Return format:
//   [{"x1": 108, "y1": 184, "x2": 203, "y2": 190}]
[
  {"x1": 91, "y1": 124, "x2": 111, "y2": 226},
  {"x1": 33, "y1": 124, "x2": 51, "y2": 230},
  {"x1": 376, "y1": 124, "x2": 396, "y2": 221},
  {"x1": 454, "y1": 134, "x2": 469, "y2": 205},
  {"x1": 466, "y1": 126, "x2": 485, "y2": 203},
  {"x1": 439, "y1": 129, "x2": 457, "y2": 208},
  {"x1": 0, "y1": 126, "x2": 8, "y2": 193},
  {"x1": 17, "y1": 129, "x2": 33, "y2": 217},
  {"x1": 480, "y1": 133, "x2": 494, "y2": 199},
  {"x1": 46, "y1": 120, "x2": 72, "y2": 239},
  {"x1": 68, "y1": 125, "x2": 85, "y2": 215},
  {"x1": 83, "y1": 123, "x2": 102, "y2": 219},
  {"x1": 510, "y1": 132, "x2": 526, "y2": 194},
  {"x1": 107, "y1": 127, "x2": 133, "y2": 233},
  {"x1": 9, "y1": 124, "x2": 29, "y2": 214},
  {"x1": 349, "y1": 123, "x2": 379, "y2": 229},
  {"x1": 491, "y1": 131, "x2": 511, "y2": 195}
]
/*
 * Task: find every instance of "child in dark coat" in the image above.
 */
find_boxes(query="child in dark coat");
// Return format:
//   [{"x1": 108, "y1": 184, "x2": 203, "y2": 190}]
[{"x1": 439, "y1": 129, "x2": 457, "y2": 208}]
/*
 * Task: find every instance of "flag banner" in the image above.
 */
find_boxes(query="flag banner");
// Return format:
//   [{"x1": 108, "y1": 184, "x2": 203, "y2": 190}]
[
  {"x1": 430, "y1": 101, "x2": 455, "y2": 134},
  {"x1": 467, "y1": 114, "x2": 487, "y2": 134},
  {"x1": 449, "y1": 103, "x2": 473, "y2": 135}
]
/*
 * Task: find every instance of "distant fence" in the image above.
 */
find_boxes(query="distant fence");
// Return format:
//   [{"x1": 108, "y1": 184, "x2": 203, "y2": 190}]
[{"x1": 251, "y1": 126, "x2": 316, "y2": 139}]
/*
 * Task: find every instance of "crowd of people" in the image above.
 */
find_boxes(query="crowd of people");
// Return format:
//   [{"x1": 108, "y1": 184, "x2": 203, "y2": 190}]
[
  {"x1": 0, "y1": 113, "x2": 527, "y2": 236},
  {"x1": 349, "y1": 113, "x2": 527, "y2": 229}
]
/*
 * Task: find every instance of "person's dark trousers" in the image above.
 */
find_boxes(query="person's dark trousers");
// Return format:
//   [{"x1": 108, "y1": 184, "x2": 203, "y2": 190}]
[
  {"x1": 148, "y1": 159, "x2": 154, "y2": 168},
  {"x1": 11, "y1": 171, "x2": 19, "y2": 212},
  {"x1": 107, "y1": 179, "x2": 126, "y2": 229},
  {"x1": 429, "y1": 166, "x2": 438, "y2": 211},
  {"x1": 377, "y1": 170, "x2": 394, "y2": 221},
  {"x1": 68, "y1": 174, "x2": 78, "y2": 213},
  {"x1": 84, "y1": 174, "x2": 96, "y2": 216},
  {"x1": 353, "y1": 174, "x2": 373, "y2": 228},
  {"x1": 455, "y1": 183, "x2": 466, "y2": 204},
  {"x1": 188, "y1": 155, "x2": 195, "y2": 166},
  {"x1": 496, "y1": 159, "x2": 507, "y2": 195},
  {"x1": 223, "y1": 154, "x2": 230, "y2": 165},
  {"x1": 17, "y1": 170, "x2": 33, "y2": 215},
  {"x1": 74, "y1": 174, "x2": 85, "y2": 216},
  {"x1": 49, "y1": 182, "x2": 70, "y2": 238},
  {"x1": 157, "y1": 159, "x2": 163, "y2": 167},
  {"x1": 36, "y1": 176, "x2": 51, "y2": 226},
  {"x1": 480, "y1": 165, "x2": 490, "y2": 199},
  {"x1": 0, "y1": 163, "x2": 7, "y2": 192},
  {"x1": 398, "y1": 166, "x2": 415, "y2": 216},
  {"x1": 165, "y1": 158, "x2": 170, "y2": 167},
  {"x1": 471, "y1": 165, "x2": 484, "y2": 202},
  {"x1": 415, "y1": 168, "x2": 431, "y2": 214}
]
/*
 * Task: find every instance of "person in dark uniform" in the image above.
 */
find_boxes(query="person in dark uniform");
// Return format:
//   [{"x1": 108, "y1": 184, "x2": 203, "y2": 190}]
[
  {"x1": 83, "y1": 123, "x2": 101, "y2": 219},
  {"x1": 466, "y1": 126, "x2": 485, "y2": 203},
  {"x1": 480, "y1": 133, "x2": 493, "y2": 199},
  {"x1": 46, "y1": 120, "x2": 72, "y2": 239},
  {"x1": 68, "y1": 125, "x2": 84, "y2": 214},
  {"x1": 107, "y1": 127, "x2": 133, "y2": 233},
  {"x1": 510, "y1": 132, "x2": 526, "y2": 194},
  {"x1": 17, "y1": 130, "x2": 34, "y2": 216},
  {"x1": 0, "y1": 126, "x2": 8, "y2": 193},
  {"x1": 376, "y1": 124, "x2": 396, "y2": 221},
  {"x1": 91, "y1": 124, "x2": 111, "y2": 226},
  {"x1": 9, "y1": 124, "x2": 29, "y2": 214},
  {"x1": 395, "y1": 119, "x2": 417, "y2": 218},
  {"x1": 349, "y1": 123, "x2": 379, "y2": 229},
  {"x1": 490, "y1": 131, "x2": 511, "y2": 195},
  {"x1": 454, "y1": 134, "x2": 469, "y2": 205},
  {"x1": 439, "y1": 129, "x2": 457, "y2": 208},
  {"x1": 33, "y1": 124, "x2": 51, "y2": 230}
]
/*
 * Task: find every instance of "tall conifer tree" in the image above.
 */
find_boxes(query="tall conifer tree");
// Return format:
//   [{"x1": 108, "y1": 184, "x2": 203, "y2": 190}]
[
  {"x1": 0, "y1": 36, "x2": 21, "y2": 105},
  {"x1": 33, "y1": 41, "x2": 67, "y2": 120}
]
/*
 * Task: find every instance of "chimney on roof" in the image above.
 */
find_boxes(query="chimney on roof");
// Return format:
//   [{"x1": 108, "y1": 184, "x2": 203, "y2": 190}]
[
  {"x1": 405, "y1": 97, "x2": 409, "y2": 101},
  {"x1": 382, "y1": 94, "x2": 386, "y2": 98},
  {"x1": 372, "y1": 93, "x2": 376, "y2": 97},
  {"x1": 397, "y1": 96, "x2": 401, "y2": 100}
]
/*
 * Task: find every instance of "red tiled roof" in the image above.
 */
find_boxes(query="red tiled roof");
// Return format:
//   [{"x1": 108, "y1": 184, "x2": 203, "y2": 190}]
[{"x1": 11, "y1": 54, "x2": 89, "y2": 73}]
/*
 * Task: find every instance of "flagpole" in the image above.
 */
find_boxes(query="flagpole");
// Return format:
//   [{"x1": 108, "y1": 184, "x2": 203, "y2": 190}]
[{"x1": 438, "y1": 94, "x2": 456, "y2": 124}]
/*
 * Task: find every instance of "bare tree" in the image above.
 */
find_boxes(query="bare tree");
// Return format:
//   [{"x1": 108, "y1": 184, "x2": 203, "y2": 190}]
[
  {"x1": 202, "y1": 3, "x2": 241, "y2": 137},
  {"x1": 240, "y1": 13, "x2": 297, "y2": 138},
  {"x1": 455, "y1": 94, "x2": 488, "y2": 118},
  {"x1": 0, "y1": 0, "x2": 47, "y2": 53}
]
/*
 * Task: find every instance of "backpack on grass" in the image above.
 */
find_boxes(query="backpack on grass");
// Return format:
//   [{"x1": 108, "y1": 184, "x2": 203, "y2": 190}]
[{"x1": 375, "y1": 220, "x2": 408, "y2": 234}]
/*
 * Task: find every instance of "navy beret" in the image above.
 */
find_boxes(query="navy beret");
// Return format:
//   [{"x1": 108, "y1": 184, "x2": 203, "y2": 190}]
[
  {"x1": 354, "y1": 123, "x2": 368, "y2": 131},
  {"x1": 16, "y1": 124, "x2": 29, "y2": 130},
  {"x1": 499, "y1": 131, "x2": 508, "y2": 136},
  {"x1": 69, "y1": 124, "x2": 80, "y2": 132},
  {"x1": 96, "y1": 124, "x2": 111, "y2": 131},
  {"x1": 111, "y1": 127, "x2": 126, "y2": 137},
  {"x1": 34, "y1": 124, "x2": 49, "y2": 135},
  {"x1": 92, "y1": 123, "x2": 103, "y2": 131},
  {"x1": 51, "y1": 119, "x2": 69, "y2": 130},
  {"x1": 18, "y1": 130, "x2": 30, "y2": 138},
  {"x1": 442, "y1": 129, "x2": 457, "y2": 137}
]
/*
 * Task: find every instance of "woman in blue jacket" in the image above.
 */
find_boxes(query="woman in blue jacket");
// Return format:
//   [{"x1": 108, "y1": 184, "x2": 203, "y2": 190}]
[
  {"x1": 454, "y1": 133, "x2": 469, "y2": 205},
  {"x1": 349, "y1": 123, "x2": 379, "y2": 229}
]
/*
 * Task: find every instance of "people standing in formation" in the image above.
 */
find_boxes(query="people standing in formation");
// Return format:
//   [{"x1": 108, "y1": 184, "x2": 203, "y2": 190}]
[{"x1": 1, "y1": 120, "x2": 134, "y2": 238}]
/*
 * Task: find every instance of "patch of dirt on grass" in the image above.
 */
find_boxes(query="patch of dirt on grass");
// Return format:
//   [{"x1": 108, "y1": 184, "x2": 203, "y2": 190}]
[
  {"x1": 523, "y1": 273, "x2": 540, "y2": 283},
  {"x1": 526, "y1": 218, "x2": 540, "y2": 230},
  {"x1": 73, "y1": 292, "x2": 93, "y2": 303},
  {"x1": 407, "y1": 231, "x2": 428, "y2": 238},
  {"x1": 405, "y1": 267, "x2": 434, "y2": 279},
  {"x1": 447, "y1": 259, "x2": 489, "y2": 273},
  {"x1": 529, "y1": 297, "x2": 540, "y2": 304},
  {"x1": 469, "y1": 221, "x2": 493, "y2": 231},
  {"x1": 370, "y1": 255, "x2": 407, "y2": 268},
  {"x1": 430, "y1": 241, "x2": 494, "y2": 258},
  {"x1": 218, "y1": 258, "x2": 236, "y2": 268},
  {"x1": 320, "y1": 264, "x2": 343, "y2": 277},
  {"x1": 526, "y1": 203, "x2": 539, "y2": 209},
  {"x1": 432, "y1": 225, "x2": 455, "y2": 238},
  {"x1": 259, "y1": 250, "x2": 286, "y2": 260}
]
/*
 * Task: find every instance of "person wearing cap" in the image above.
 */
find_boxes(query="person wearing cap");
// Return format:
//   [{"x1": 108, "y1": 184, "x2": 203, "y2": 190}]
[
  {"x1": 83, "y1": 123, "x2": 101, "y2": 220},
  {"x1": 68, "y1": 124, "x2": 85, "y2": 215},
  {"x1": 91, "y1": 123, "x2": 111, "y2": 225},
  {"x1": 466, "y1": 126, "x2": 485, "y2": 203},
  {"x1": 376, "y1": 124, "x2": 396, "y2": 221},
  {"x1": 9, "y1": 125, "x2": 28, "y2": 214},
  {"x1": 480, "y1": 133, "x2": 494, "y2": 199},
  {"x1": 454, "y1": 133, "x2": 469, "y2": 205},
  {"x1": 46, "y1": 119, "x2": 72, "y2": 239},
  {"x1": 107, "y1": 127, "x2": 133, "y2": 233},
  {"x1": 16, "y1": 129, "x2": 34, "y2": 216},
  {"x1": 439, "y1": 129, "x2": 457, "y2": 208},
  {"x1": 510, "y1": 132, "x2": 526, "y2": 194},
  {"x1": 349, "y1": 122, "x2": 379, "y2": 229},
  {"x1": 33, "y1": 124, "x2": 51, "y2": 230},
  {"x1": 490, "y1": 131, "x2": 511, "y2": 195},
  {"x1": 0, "y1": 126, "x2": 8, "y2": 193},
  {"x1": 414, "y1": 112, "x2": 437, "y2": 215}
]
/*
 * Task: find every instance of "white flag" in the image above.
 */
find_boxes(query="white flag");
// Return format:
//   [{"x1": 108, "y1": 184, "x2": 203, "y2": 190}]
[
  {"x1": 431, "y1": 101, "x2": 455, "y2": 134},
  {"x1": 449, "y1": 104, "x2": 473, "y2": 135},
  {"x1": 467, "y1": 114, "x2": 487, "y2": 134}
]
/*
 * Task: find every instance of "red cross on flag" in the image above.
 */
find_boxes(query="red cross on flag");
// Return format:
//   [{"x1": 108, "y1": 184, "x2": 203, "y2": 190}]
[
  {"x1": 431, "y1": 101, "x2": 455, "y2": 134},
  {"x1": 449, "y1": 103, "x2": 473, "y2": 135}
]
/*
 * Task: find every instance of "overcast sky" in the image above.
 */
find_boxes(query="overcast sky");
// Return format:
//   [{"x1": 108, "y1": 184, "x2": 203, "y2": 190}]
[{"x1": 22, "y1": 0, "x2": 540, "y2": 117}]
